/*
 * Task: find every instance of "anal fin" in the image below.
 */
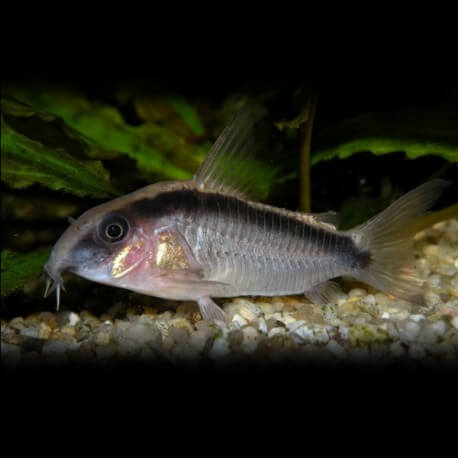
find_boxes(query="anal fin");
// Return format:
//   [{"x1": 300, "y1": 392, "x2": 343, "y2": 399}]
[
  {"x1": 305, "y1": 281, "x2": 344, "y2": 304},
  {"x1": 197, "y1": 297, "x2": 227, "y2": 322}
]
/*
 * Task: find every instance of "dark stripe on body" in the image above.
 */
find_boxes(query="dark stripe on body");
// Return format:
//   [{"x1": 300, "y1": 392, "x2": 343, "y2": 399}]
[{"x1": 131, "y1": 189, "x2": 371, "y2": 270}]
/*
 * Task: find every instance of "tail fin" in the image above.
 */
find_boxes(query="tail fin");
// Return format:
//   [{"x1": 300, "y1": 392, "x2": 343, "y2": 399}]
[{"x1": 347, "y1": 179, "x2": 454, "y2": 305}]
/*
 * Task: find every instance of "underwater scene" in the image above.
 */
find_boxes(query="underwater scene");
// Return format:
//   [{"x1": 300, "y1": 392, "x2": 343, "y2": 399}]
[{"x1": 2, "y1": 78, "x2": 457, "y2": 369}]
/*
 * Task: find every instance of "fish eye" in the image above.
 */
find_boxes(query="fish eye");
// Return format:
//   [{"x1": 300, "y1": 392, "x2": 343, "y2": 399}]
[{"x1": 98, "y1": 214, "x2": 129, "y2": 243}]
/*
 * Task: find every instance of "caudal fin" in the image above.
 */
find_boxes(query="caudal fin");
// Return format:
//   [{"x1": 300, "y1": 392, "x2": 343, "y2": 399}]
[{"x1": 348, "y1": 179, "x2": 454, "y2": 305}]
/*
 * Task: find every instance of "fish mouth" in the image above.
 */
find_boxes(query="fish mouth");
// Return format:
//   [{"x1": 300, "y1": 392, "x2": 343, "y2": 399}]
[{"x1": 43, "y1": 262, "x2": 66, "y2": 311}]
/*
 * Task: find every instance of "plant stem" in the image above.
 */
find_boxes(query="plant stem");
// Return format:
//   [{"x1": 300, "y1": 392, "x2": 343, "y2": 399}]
[{"x1": 299, "y1": 91, "x2": 319, "y2": 212}]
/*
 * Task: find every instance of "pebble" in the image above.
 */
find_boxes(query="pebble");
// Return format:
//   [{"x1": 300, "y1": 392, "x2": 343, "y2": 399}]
[
  {"x1": 437, "y1": 263, "x2": 456, "y2": 277},
  {"x1": 290, "y1": 325, "x2": 313, "y2": 343},
  {"x1": 414, "y1": 258, "x2": 430, "y2": 277},
  {"x1": 257, "y1": 317, "x2": 268, "y2": 334},
  {"x1": 265, "y1": 312, "x2": 284, "y2": 322},
  {"x1": 228, "y1": 329, "x2": 244, "y2": 347},
  {"x1": 242, "y1": 326, "x2": 259, "y2": 348},
  {"x1": 224, "y1": 299, "x2": 261, "y2": 320},
  {"x1": 338, "y1": 325, "x2": 349, "y2": 340},
  {"x1": 430, "y1": 320, "x2": 447, "y2": 337},
  {"x1": 155, "y1": 321, "x2": 169, "y2": 339},
  {"x1": 363, "y1": 294, "x2": 376, "y2": 306},
  {"x1": 293, "y1": 325, "x2": 329, "y2": 344},
  {"x1": 417, "y1": 326, "x2": 439, "y2": 346},
  {"x1": 67, "y1": 312, "x2": 80, "y2": 326},
  {"x1": 169, "y1": 326, "x2": 189, "y2": 345},
  {"x1": 188, "y1": 330, "x2": 207, "y2": 352},
  {"x1": 42, "y1": 339, "x2": 79, "y2": 356},
  {"x1": 208, "y1": 337, "x2": 230, "y2": 359},
  {"x1": 425, "y1": 291, "x2": 442, "y2": 307},
  {"x1": 397, "y1": 321, "x2": 421, "y2": 343},
  {"x1": 268, "y1": 327, "x2": 286, "y2": 338},
  {"x1": 214, "y1": 321, "x2": 229, "y2": 338},
  {"x1": 349, "y1": 288, "x2": 367, "y2": 298},
  {"x1": 20, "y1": 327, "x2": 41, "y2": 339},
  {"x1": 125, "y1": 323, "x2": 153, "y2": 345},
  {"x1": 9, "y1": 317, "x2": 25, "y2": 331},
  {"x1": 410, "y1": 314, "x2": 425, "y2": 322},
  {"x1": 287, "y1": 320, "x2": 307, "y2": 333},
  {"x1": 451, "y1": 316, "x2": 458, "y2": 330},
  {"x1": 272, "y1": 298, "x2": 285, "y2": 312},
  {"x1": 375, "y1": 293, "x2": 390, "y2": 306},
  {"x1": 162, "y1": 336, "x2": 175, "y2": 351},
  {"x1": 390, "y1": 309, "x2": 410, "y2": 321},
  {"x1": 232, "y1": 314, "x2": 248, "y2": 327},
  {"x1": 95, "y1": 331, "x2": 111, "y2": 346},
  {"x1": 390, "y1": 341, "x2": 406, "y2": 358},
  {"x1": 257, "y1": 302, "x2": 274, "y2": 315},
  {"x1": 424, "y1": 245, "x2": 440, "y2": 263},
  {"x1": 427, "y1": 274, "x2": 442, "y2": 288},
  {"x1": 137, "y1": 314, "x2": 155, "y2": 326},
  {"x1": 449, "y1": 276, "x2": 458, "y2": 297},
  {"x1": 408, "y1": 344, "x2": 426, "y2": 360},
  {"x1": 326, "y1": 340, "x2": 346, "y2": 359},
  {"x1": 239, "y1": 306, "x2": 258, "y2": 322},
  {"x1": 61, "y1": 326, "x2": 76, "y2": 337},
  {"x1": 282, "y1": 314, "x2": 297, "y2": 326}
]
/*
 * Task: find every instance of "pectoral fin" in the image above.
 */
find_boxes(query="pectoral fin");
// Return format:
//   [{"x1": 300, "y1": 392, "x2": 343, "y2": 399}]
[{"x1": 154, "y1": 225, "x2": 200, "y2": 272}]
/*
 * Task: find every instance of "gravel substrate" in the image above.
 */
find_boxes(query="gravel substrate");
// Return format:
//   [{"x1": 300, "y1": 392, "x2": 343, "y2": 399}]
[{"x1": 2, "y1": 219, "x2": 458, "y2": 367}]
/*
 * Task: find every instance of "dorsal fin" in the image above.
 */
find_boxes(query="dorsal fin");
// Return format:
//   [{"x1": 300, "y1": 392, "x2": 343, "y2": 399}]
[
  {"x1": 248, "y1": 200, "x2": 340, "y2": 231},
  {"x1": 311, "y1": 211, "x2": 340, "y2": 229},
  {"x1": 193, "y1": 105, "x2": 277, "y2": 201}
]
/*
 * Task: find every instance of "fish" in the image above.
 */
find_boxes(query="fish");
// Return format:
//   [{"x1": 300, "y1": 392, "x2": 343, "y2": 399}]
[{"x1": 44, "y1": 106, "x2": 454, "y2": 321}]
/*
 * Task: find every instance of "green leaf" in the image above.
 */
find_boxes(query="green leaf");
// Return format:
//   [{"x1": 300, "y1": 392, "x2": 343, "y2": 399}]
[
  {"x1": 312, "y1": 109, "x2": 458, "y2": 164},
  {"x1": 5, "y1": 86, "x2": 193, "y2": 180},
  {"x1": 167, "y1": 96, "x2": 206, "y2": 136},
  {"x1": 1, "y1": 116, "x2": 119, "y2": 198},
  {"x1": 1, "y1": 247, "x2": 51, "y2": 296}
]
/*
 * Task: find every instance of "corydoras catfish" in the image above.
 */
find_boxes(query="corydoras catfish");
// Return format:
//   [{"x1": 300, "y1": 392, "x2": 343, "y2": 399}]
[{"x1": 44, "y1": 107, "x2": 453, "y2": 321}]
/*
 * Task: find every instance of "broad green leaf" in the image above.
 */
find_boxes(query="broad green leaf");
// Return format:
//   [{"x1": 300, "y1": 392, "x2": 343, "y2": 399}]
[
  {"x1": 1, "y1": 116, "x2": 119, "y2": 198},
  {"x1": 312, "y1": 110, "x2": 458, "y2": 164},
  {"x1": 1, "y1": 247, "x2": 51, "y2": 296},
  {"x1": 5, "y1": 86, "x2": 193, "y2": 180},
  {"x1": 167, "y1": 96, "x2": 206, "y2": 136},
  {"x1": 3, "y1": 98, "x2": 118, "y2": 160},
  {"x1": 4, "y1": 87, "x2": 288, "y2": 200}
]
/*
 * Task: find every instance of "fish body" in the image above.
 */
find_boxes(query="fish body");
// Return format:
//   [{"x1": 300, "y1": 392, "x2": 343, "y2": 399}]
[{"x1": 44, "y1": 107, "x2": 454, "y2": 321}]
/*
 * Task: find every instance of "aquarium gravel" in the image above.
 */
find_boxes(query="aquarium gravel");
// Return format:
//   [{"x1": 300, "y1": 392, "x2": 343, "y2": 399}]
[{"x1": 2, "y1": 219, "x2": 458, "y2": 367}]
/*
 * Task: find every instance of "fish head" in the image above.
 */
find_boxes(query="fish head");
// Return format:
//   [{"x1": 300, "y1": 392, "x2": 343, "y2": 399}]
[{"x1": 43, "y1": 194, "x2": 157, "y2": 308}]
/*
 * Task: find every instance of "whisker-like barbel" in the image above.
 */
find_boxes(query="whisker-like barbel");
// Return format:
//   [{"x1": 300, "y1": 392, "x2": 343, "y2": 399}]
[
  {"x1": 44, "y1": 276, "x2": 53, "y2": 299},
  {"x1": 43, "y1": 265, "x2": 65, "y2": 311}
]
